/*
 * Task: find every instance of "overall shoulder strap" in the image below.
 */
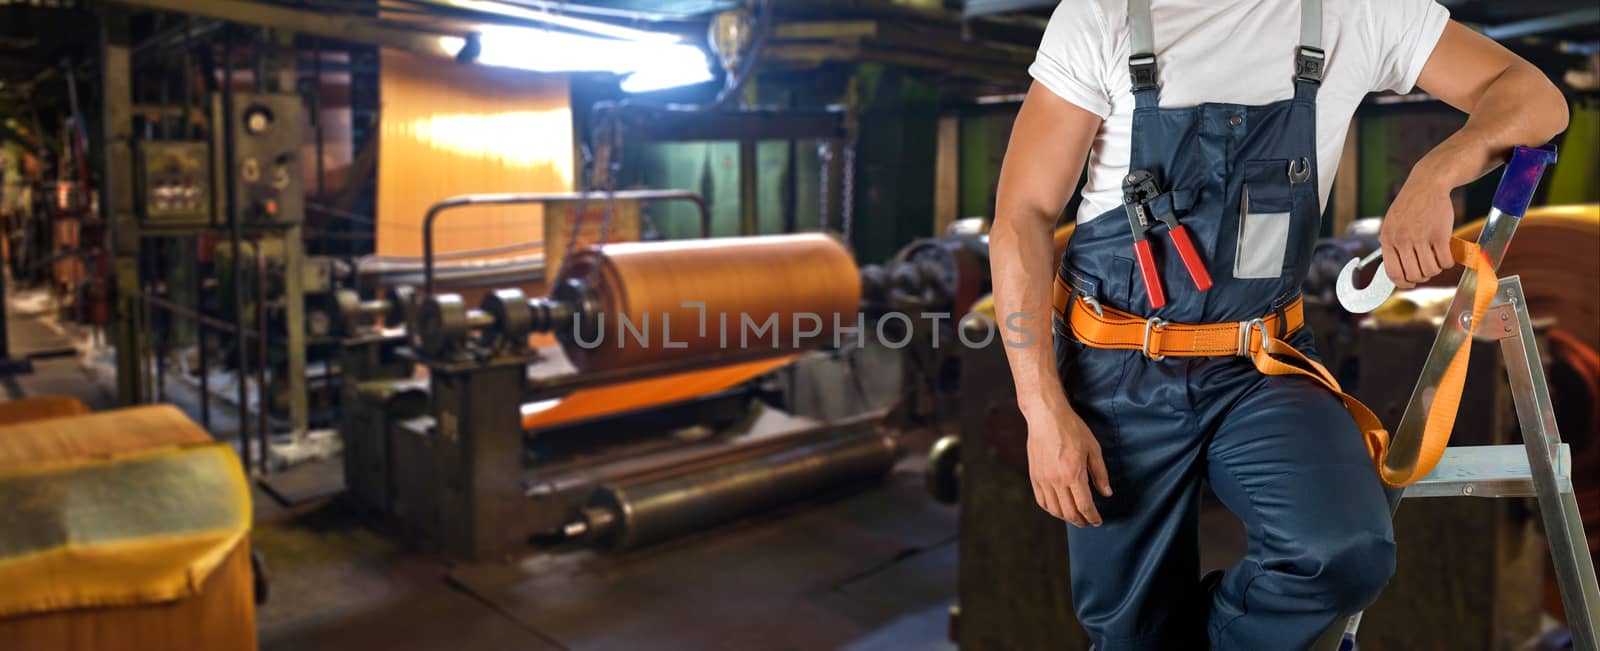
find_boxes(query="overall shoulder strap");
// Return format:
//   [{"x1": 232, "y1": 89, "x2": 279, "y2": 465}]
[
  {"x1": 1127, "y1": 0, "x2": 1158, "y2": 109},
  {"x1": 1296, "y1": 0, "x2": 1326, "y2": 99},
  {"x1": 1129, "y1": 0, "x2": 1325, "y2": 104}
]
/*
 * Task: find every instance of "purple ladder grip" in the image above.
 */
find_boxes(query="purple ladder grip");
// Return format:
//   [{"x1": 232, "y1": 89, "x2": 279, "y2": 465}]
[{"x1": 1491, "y1": 144, "x2": 1558, "y2": 216}]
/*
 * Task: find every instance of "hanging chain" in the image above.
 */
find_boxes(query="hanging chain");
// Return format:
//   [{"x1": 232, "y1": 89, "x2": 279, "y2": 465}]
[
  {"x1": 840, "y1": 142, "x2": 856, "y2": 247},
  {"x1": 817, "y1": 142, "x2": 833, "y2": 233},
  {"x1": 554, "y1": 106, "x2": 622, "y2": 280}
]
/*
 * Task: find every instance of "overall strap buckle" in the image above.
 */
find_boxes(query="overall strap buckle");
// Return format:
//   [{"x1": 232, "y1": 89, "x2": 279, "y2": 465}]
[
  {"x1": 1295, "y1": 46, "x2": 1326, "y2": 84},
  {"x1": 1129, "y1": 54, "x2": 1158, "y2": 92}
]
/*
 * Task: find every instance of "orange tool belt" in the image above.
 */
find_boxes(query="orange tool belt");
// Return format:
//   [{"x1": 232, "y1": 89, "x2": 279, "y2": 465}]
[{"x1": 1053, "y1": 237, "x2": 1496, "y2": 488}]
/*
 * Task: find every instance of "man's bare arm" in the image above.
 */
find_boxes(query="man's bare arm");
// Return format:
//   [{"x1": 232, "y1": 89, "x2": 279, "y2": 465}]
[
  {"x1": 1382, "y1": 21, "x2": 1570, "y2": 287},
  {"x1": 991, "y1": 82, "x2": 1107, "y2": 527}
]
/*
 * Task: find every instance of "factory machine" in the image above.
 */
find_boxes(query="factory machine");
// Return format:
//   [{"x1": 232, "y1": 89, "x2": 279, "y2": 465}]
[{"x1": 335, "y1": 221, "x2": 992, "y2": 560}]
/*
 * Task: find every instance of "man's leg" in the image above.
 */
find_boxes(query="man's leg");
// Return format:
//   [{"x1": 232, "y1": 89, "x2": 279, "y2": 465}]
[
  {"x1": 1204, "y1": 375, "x2": 1397, "y2": 650},
  {"x1": 1064, "y1": 364, "x2": 1209, "y2": 651}
]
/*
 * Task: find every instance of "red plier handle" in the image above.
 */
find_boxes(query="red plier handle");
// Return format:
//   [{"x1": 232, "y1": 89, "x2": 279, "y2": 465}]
[
  {"x1": 1131, "y1": 238, "x2": 1167, "y2": 309},
  {"x1": 1163, "y1": 222, "x2": 1213, "y2": 292},
  {"x1": 1124, "y1": 170, "x2": 1213, "y2": 309}
]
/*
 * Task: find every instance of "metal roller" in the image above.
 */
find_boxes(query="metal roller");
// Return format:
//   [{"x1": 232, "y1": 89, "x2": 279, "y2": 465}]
[
  {"x1": 408, "y1": 235, "x2": 860, "y2": 365},
  {"x1": 552, "y1": 234, "x2": 861, "y2": 372},
  {"x1": 334, "y1": 289, "x2": 388, "y2": 335},
  {"x1": 414, "y1": 294, "x2": 476, "y2": 357},
  {"x1": 553, "y1": 426, "x2": 899, "y2": 551},
  {"x1": 333, "y1": 285, "x2": 416, "y2": 338},
  {"x1": 477, "y1": 288, "x2": 534, "y2": 353}
]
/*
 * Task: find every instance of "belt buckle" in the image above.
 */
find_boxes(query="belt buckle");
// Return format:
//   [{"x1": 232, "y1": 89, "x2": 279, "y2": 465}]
[
  {"x1": 1142, "y1": 317, "x2": 1169, "y2": 361},
  {"x1": 1237, "y1": 318, "x2": 1267, "y2": 356}
]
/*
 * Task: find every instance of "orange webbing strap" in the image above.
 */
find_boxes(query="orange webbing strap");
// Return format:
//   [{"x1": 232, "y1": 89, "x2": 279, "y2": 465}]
[
  {"x1": 1058, "y1": 289, "x2": 1304, "y2": 357},
  {"x1": 1054, "y1": 236, "x2": 1496, "y2": 487},
  {"x1": 1362, "y1": 237, "x2": 1499, "y2": 486}
]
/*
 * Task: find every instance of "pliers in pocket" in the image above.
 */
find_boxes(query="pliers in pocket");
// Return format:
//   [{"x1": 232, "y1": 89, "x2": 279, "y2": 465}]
[{"x1": 1122, "y1": 170, "x2": 1213, "y2": 309}]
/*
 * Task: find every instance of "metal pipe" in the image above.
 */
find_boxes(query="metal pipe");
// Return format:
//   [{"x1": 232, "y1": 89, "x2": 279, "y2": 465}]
[
  {"x1": 311, "y1": 38, "x2": 325, "y2": 198},
  {"x1": 784, "y1": 137, "x2": 798, "y2": 233},
  {"x1": 155, "y1": 284, "x2": 167, "y2": 403},
  {"x1": 223, "y1": 26, "x2": 251, "y2": 468},
  {"x1": 421, "y1": 189, "x2": 711, "y2": 295},
  {"x1": 551, "y1": 426, "x2": 899, "y2": 551},
  {"x1": 358, "y1": 242, "x2": 542, "y2": 266},
  {"x1": 1483, "y1": 8, "x2": 1600, "y2": 41},
  {"x1": 305, "y1": 202, "x2": 377, "y2": 225},
  {"x1": 143, "y1": 276, "x2": 156, "y2": 402},
  {"x1": 195, "y1": 237, "x2": 210, "y2": 431},
  {"x1": 255, "y1": 237, "x2": 270, "y2": 475},
  {"x1": 400, "y1": 0, "x2": 691, "y2": 23},
  {"x1": 142, "y1": 293, "x2": 260, "y2": 338},
  {"x1": 110, "y1": 0, "x2": 458, "y2": 61}
]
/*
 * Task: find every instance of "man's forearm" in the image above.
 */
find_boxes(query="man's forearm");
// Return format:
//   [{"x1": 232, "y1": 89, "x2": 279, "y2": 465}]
[
  {"x1": 989, "y1": 83, "x2": 1101, "y2": 420},
  {"x1": 1415, "y1": 61, "x2": 1569, "y2": 191},
  {"x1": 991, "y1": 207, "x2": 1068, "y2": 420}
]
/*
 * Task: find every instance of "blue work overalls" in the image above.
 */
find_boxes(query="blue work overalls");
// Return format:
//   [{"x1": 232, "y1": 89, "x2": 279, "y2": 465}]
[{"x1": 1054, "y1": 0, "x2": 1395, "y2": 648}]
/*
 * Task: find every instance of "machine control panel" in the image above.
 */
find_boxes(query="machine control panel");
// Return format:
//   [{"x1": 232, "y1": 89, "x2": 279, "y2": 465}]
[
  {"x1": 228, "y1": 93, "x2": 303, "y2": 225},
  {"x1": 137, "y1": 141, "x2": 212, "y2": 224}
]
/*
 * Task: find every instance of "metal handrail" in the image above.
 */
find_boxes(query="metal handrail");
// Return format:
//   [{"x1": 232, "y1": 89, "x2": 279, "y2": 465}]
[{"x1": 421, "y1": 189, "x2": 711, "y2": 295}]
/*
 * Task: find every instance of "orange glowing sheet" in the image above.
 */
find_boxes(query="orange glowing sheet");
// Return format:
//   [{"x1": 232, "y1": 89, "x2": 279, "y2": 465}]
[
  {"x1": 376, "y1": 49, "x2": 574, "y2": 258},
  {"x1": 521, "y1": 355, "x2": 798, "y2": 431}
]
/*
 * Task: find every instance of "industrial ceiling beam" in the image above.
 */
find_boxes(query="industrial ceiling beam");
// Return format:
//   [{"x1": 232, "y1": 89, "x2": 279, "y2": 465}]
[
  {"x1": 106, "y1": 0, "x2": 460, "y2": 60},
  {"x1": 962, "y1": 0, "x2": 1054, "y2": 19},
  {"x1": 620, "y1": 108, "x2": 846, "y2": 142},
  {"x1": 1483, "y1": 7, "x2": 1600, "y2": 40}
]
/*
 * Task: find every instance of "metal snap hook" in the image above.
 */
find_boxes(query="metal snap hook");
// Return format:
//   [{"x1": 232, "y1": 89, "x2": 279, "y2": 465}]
[{"x1": 1335, "y1": 250, "x2": 1396, "y2": 313}]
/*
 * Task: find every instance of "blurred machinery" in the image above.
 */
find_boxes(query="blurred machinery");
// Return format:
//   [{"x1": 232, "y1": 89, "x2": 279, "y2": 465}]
[
  {"x1": 112, "y1": 86, "x2": 318, "y2": 470},
  {"x1": 91, "y1": 0, "x2": 852, "y2": 479},
  {"x1": 336, "y1": 227, "x2": 993, "y2": 560}
]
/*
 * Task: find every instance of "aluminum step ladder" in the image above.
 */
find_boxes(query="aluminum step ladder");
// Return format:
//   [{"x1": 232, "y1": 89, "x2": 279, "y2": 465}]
[
  {"x1": 1324, "y1": 145, "x2": 1598, "y2": 651},
  {"x1": 1325, "y1": 275, "x2": 1600, "y2": 650},
  {"x1": 1331, "y1": 276, "x2": 1600, "y2": 651}
]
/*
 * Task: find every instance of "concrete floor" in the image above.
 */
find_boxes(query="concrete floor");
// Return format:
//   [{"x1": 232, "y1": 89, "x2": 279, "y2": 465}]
[
  {"x1": 1, "y1": 284, "x2": 1255, "y2": 651},
  {"x1": 251, "y1": 466, "x2": 960, "y2": 651},
  {"x1": 2, "y1": 285, "x2": 963, "y2": 651}
]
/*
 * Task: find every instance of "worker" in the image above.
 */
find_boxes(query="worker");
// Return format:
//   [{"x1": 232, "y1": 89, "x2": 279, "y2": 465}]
[{"x1": 989, "y1": 1, "x2": 1569, "y2": 649}]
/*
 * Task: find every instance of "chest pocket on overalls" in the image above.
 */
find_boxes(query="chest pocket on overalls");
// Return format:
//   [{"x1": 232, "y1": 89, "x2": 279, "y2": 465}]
[{"x1": 1234, "y1": 159, "x2": 1299, "y2": 279}]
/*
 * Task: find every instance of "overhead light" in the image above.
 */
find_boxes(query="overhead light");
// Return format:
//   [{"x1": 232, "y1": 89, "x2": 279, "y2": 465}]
[
  {"x1": 441, "y1": 25, "x2": 714, "y2": 93},
  {"x1": 621, "y1": 66, "x2": 716, "y2": 94},
  {"x1": 448, "y1": 0, "x2": 682, "y2": 43}
]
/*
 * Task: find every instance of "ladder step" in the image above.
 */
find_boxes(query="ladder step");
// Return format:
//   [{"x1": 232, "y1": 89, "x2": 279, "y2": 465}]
[{"x1": 1406, "y1": 444, "x2": 1572, "y2": 499}]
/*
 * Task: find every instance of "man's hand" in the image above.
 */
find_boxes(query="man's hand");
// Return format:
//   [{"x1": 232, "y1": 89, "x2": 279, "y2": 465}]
[
  {"x1": 990, "y1": 82, "x2": 1106, "y2": 526},
  {"x1": 1380, "y1": 164, "x2": 1457, "y2": 289},
  {"x1": 1379, "y1": 20, "x2": 1570, "y2": 289},
  {"x1": 1026, "y1": 403, "x2": 1113, "y2": 527}
]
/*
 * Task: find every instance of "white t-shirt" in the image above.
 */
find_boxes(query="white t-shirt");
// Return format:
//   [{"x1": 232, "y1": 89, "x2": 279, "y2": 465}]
[{"x1": 1030, "y1": 0, "x2": 1450, "y2": 223}]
